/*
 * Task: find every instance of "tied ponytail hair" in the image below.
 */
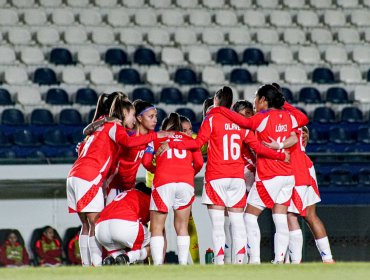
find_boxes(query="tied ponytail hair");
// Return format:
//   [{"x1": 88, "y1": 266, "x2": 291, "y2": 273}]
[
  {"x1": 256, "y1": 83, "x2": 285, "y2": 109},
  {"x1": 161, "y1": 112, "x2": 182, "y2": 132},
  {"x1": 109, "y1": 94, "x2": 133, "y2": 123},
  {"x1": 92, "y1": 91, "x2": 128, "y2": 122},
  {"x1": 215, "y1": 86, "x2": 233, "y2": 109}
]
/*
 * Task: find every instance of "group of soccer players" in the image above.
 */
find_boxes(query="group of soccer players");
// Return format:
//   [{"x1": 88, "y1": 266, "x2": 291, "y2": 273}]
[{"x1": 66, "y1": 82, "x2": 334, "y2": 266}]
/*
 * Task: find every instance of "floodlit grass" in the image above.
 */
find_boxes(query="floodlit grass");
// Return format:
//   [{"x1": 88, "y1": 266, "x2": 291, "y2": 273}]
[{"x1": 0, "y1": 263, "x2": 368, "y2": 280}]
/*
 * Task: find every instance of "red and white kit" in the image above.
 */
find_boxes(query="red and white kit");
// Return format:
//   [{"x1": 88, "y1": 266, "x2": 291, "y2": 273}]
[
  {"x1": 142, "y1": 132, "x2": 203, "y2": 212},
  {"x1": 212, "y1": 103, "x2": 309, "y2": 209},
  {"x1": 169, "y1": 112, "x2": 286, "y2": 208},
  {"x1": 67, "y1": 122, "x2": 157, "y2": 213},
  {"x1": 95, "y1": 189, "x2": 150, "y2": 254},
  {"x1": 105, "y1": 129, "x2": 148, "y2": 205}
]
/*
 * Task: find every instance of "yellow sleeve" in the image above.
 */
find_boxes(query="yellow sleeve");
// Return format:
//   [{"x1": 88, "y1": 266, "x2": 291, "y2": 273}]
[
  {"x1": 192, "y1": 133, "x2": 208, "y2": 155},
  {"x1": 145, "y1": 158, "x2": 156, "y2": 188}
]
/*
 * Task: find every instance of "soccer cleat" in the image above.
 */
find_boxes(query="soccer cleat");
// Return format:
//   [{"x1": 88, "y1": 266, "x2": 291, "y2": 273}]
[
  {"x1": 271, "y1": 260, "x2": 283, "y2": 264},
  {"x1": 323, "y1": 259, "x2": 336, "y2": 264},
  {"x1": 115, "y1": 253, "x2": 130, "y2": 265},
  {"x1": 103, "y1": 255, "x2": 116, "y2": 266}
]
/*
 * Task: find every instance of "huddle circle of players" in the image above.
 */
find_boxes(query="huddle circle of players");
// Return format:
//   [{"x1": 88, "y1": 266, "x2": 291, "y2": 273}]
[{"x1": 67, "y1": 83, "x2": 334, "y2": 266}]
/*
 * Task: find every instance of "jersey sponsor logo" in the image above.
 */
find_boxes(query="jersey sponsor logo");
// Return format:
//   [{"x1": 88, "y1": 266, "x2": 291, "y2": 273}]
[
  {"x1": 225, "y1": 123, "x2": 240, "y2": 131},
  {"x1": 275, "y1": 124, "x2": 288, "y2": 132},
  {"x1": 168, "y1": 134, "x2": 183, "y2": 139}
]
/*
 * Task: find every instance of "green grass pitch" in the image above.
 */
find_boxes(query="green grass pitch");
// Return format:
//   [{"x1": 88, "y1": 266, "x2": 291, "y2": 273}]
[{"x1": 1, "y1": 263, "x2": 369, "y2": 280}]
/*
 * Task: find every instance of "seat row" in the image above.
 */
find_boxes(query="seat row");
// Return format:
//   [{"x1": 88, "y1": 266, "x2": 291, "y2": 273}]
[{"x1": 315, "y1": 167, "x2": 370, "y2": 187}]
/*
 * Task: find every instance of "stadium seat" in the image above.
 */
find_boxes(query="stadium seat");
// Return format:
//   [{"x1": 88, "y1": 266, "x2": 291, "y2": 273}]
[
  {"x1": 30, "y1": 109, "x2": 55, "y2": 126},
  {"x1": 70, "y1": 129, "x2": 84, "y2": 145},
  {"x1": 66, "y1": 0, "x2": 89, "y2": 7},
  {"x1": 59, "y1": 109, "x2": 83, "y2": 126},
  {"x1": 12, "y1": 0, "x2": 35, "y2": 7},
  {"x1": 283, "y1": 0, "x2": 305, "y2": 8},
  {"x1": 161, "y1": 48, "x2": 185, "y2": 66},
  {"x1": 351, "y1": 10, "x2": 370, "y2": 26},
  {"x1": 92, "y1": 28, "x2": 115, "y2": 45},
  {"x1": 147, "y1": 29, "x2": 171, "y2": 46},
  {"x1": 282, "y1": 87, "x2": 294, "y2": 103},
  {"x1": 308, "y1": 128, "x2": 329, "y2": 144},
  {"x1": 270, "y1": 10, "x2": 292, "y2": 27},
  {"x1": 62, "y1": 226, "x2": 82, "y2": 265},
  {"x1": 341, "y1": 107, "x2": 364, "y2": 123},
  {"x1": 24, "y1": 9, "x2": 47, "y2": 25},
  {"x1": 271, "y1": 46, "x2": 293, "y2": 64},
  {"x1": 40, "y1": 0, "x2": 62, "y2": 7},
  {"x1": 1, "y1": 108, "x2": 25, "y2": 126},
  {"x1": 0, "y1": 131, "x2": 12, "y2": 147},
  {"x1": 326, "y1": 87, "x2": 349, "y2": 104},
  {"x1": 8, "y1": 27, "x2": 32, "y2": 45},
  {"x1": 0, "y1": 89, "x2": 13, "y2": 105},
  {"x1": 353, "y1": 46, "x2": 370, "y2": 64},
  {"x1": 285, "y1": 66, "x2": 308, "y2": 84},
  {"x1": 175, "y1": 108, "x2": 197, "y2": 123},
  {"x1": 105, "y1": 49, "x2": 129, "y2": 66},
  {"x1": 337, "y1": 28, "x2": 360, "y2": 44},
  {"x1": 132, "y1": 88, "x2": 156, "y2": 104},
  {"x1": 336, "y1": 0, "x2": 358, "y2": 8},
  {"x1": 64, "y1": 27, "x2": 87, "y2": 44},
  {"x1": 324, "y1": 10, "x2": 346, "y2": 27},
  {"x1": 146, "y1": 67, "x2": 170, "y2": 86},
  {"x1": 120, "y1": 29, "x2": 143, "y2": 45},
  {"x1": 203, "y1": 0, "x2": 224, "y2": 8},
  {"x1": 216, "y1": 48, "x2": 239, "y2": 65},
  {"x1": 298, "y1": 46, "x2": 321, "y2": 64},
  {"x1": 312, "y1": 68, "x2": 336, "y2": 84},
  {"x1": 45, "y1": 88, "x2": 69, "y2": 105},
  {"x1": 52, "y1": 9, "x2": 74, "y2": 25},
  {"x1": 358, "y1": 169, "x2": 370, "y2": 186},
  {"x1": 256, "y1": 29, "x2": 279, "y2": 44},
  {"x1": 50, "y1": 48, "x2": 74, "y2": 65},
  {"x1": 79, "y1": 9, "x2": 102, "y2": 26},
  {"x1": 313, "y1": 107, "x2": 336, "y2": 123},
  {"x1": 256, "y1": 67, "x2": 279, "y2": 84},
  {"x1": 134, "y1": 48, "x2": 157, "y2": 65},
  {"x1": 283, "y1": 28, "x2": 306, "y2": 45},
  {"x1": 298, "y1": 87, "x2": 322, "y2": 104},
  {"x1": 33, "y1": 68, "x2": 58, "y2": 85},
  {"x1": 62, "y1": 67, "x2": 86, "y2": 84},
  {"x1": 358, "y1": 127, "x2": 370, "y2": 144},
  {"x1": 329, "y1": 127, "x2": 356, "y2": 144},
  {"x1": 243, "y1": 10, "x2": 266, "y2": 27},
  {"x1": 36, "y1": 27, "x2": 60, "y2": 45},
  {"x1": 160, "y1": 88, "x2": 183, "y2": 104},
  {"x1": 16, "y1": 88, "x2": 41, "y2": 106},
  {"x1": 90, "y1": 68, "x2": 114, "y2": 85},
  {"x1": 161, "y1": 10, "x2": 184, "y2": 26},
  {"x1": 229, "y1": 69, "x2": 253, "y2": 85},
  {"x1": 13, "y1": 129, "x2": 40, "y2": 147},
  {"x1": 174, "y1": 29, "x2": 197, "y2": 46},
  {"x1": 242, "y1": 48, "x2": 266, "y2": 65},
  {"x1": 95, "y1": 0, "x2": 117, "y2": 7},
  {"x1": 43, "y1": 128, "x2": 70, "y2": 146},
  {"x1": 257, "y1": 0, "x2": 279, "y2": 8},
  {"x1": 340, "y1": 66, "x2": 363, "y2": 84},
  {"x1": 202, "y1": 29, "x2": 225, "y2": 45},
  {"x1": 122, "y1": 0, "x2": 145, "y2": 7},
  {"x1": 310, "y1": 0, "x2": 333, "y2": 9},
  {"x1": 174, "y1": 68, "x2": 198, "y2": 85},
  {"x1": 297, "y1": 10, "x2": 319, "y2": 27},
  {"x1": 310, "y1": 28, "x2": 333, "y2": 44},
  {"x1": 330, "y1": 168, "x2": 353, "y2": 185},
  {"x1": 0, "y1": 9, "x2": 18, "y2": 25},
  {"x1": 0, "y1": 150, "x2": 16, "y2": 158},
  {"x1": 118, "y1": 68, "x2": 142, "y2": 85},
  {"x1": 75, "y1": 88, "x2": 98, "y2": 106},
  {"x1": 107, "y1": 9, "x2": 130, "y2": 27},
  {"x1": 155, "y1": 108, "x2": 168, "y2": 130},
  {"x1": 0, "y1": 46, "x2": 16, "y2": 64},
  {"x1": 202, "y1": 67, "x2": 225, "y2": 85},
  {"x1": 189, "y1": 10, "x2": 211, "y2": 26},
  {"x1": 5, "y1": 67, "x2": 29, "y2": 85},
  {"x1": 188, "y1": 47, "x2": 212, "y2": 66},
  {"x1": 87, "y1": 109, "x2": 96, "y2": 123},
  {"x1": 20, "y1": 47, "x2": 44, "y2": 65},
  {"x1": 77, "y1": 48, "x2": 101, "y2": 65},
  {"x1": 230, "y1": 0, "x2": 252, "y2": 8},
  {"x1": 325, "y1": 46, "x2": 348, "y2": 64},
  {"x1": 135, "y1": 9, "x2": 157, "y2": 26},
  {"x1": 215, "y1": 10, "x2": 237, "y2": 26},
  {"x1": 354, "y1": 85, "x2": 370, "y2": 103},
  {"x1": 188, "y1": 87, "x2": 210, "y2": 105},
  {"x1": 228, "y1": 28, "x2": 251, "y2": 45}
]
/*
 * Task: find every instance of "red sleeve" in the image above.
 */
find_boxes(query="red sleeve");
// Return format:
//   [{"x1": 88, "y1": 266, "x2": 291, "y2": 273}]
[
  {"x1": 113, "y1": 125, "x2": 158, "y2": 148},
  {"x1": 209, "y1": 107, "x2": 258, "y2": 130},
  {"x1": 283, "y1": 101, "x2": 309, "y2": 127},
  {"x1": 68, "y1": 238, "x2": 78, "y2": 264},
  {"x1": 22, "y1": 247, "x2": 29, "y2": 265},
  {"x1": 47, "y1": 241, "x2": 62, "y2": 258},
  {"x1": 169, "y1": 118, "x2": 211, "y2": 150},
  {"x1": 192, "y1": 150, "x2": 204, "y2": 175},
  {"x1": 142, "y1": 143, "x2": 156, "y2": 173},
  {"x1": 0, "y1": 244, "x2": 13, "y2": 265},
  {"x1": 244, "y1": 130, "x2": 286, "y2": 161},
  {"x1": 35, "y1": 240, "x2": 46, "y2": 259}
]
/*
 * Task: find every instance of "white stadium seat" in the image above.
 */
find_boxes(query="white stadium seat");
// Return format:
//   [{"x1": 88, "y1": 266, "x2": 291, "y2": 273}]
[
  {"x1": 337, "y1": 29, "x2": 360, "y2": 44},
  {"x1": 5, "y1": 67, "x2": 29, "y2": 85},
  {"x1": 62, "y1": 67, "x2": 86, "y2": 84},
  {"x1": 284, "y1": 66, "x2": 308, "y2": 84},
  {"x1": 298, "y1": 46, "x2": 321, "y2": 64},
  {"x1": 148, "y1": 29, "x2": 171, "y2": 46},
  {"x1": 52, "y1": 9, "x2": 75, "y2": 25},
  {"x1": 257, "y1": 67, "x2": 280, "y2": 84},
  {"x1": 202, "y1": 67, "x2": 225, "y2": 85},
  {"x1": 365, "y1": 30, "x2": 370, "y2": 43},
  {"x1": 24, "y1": 10, "x2": 47, "y2": 25},
  {"x1": 243, "y1": 11, "x2": 266, "y2": 27},
  {"x1": 149, "y1": 0, "x2": 172, "y2": 8},
  {"x1": 325, "y1": 46, "x2": 348, "y2": 64},
  {"x1": 79, "y1": 10, "x2": 102, "y2": 26},
  {"x1": 339, "y1": 66, "x2": 363, "y2": 84},
  {"x1": 270, "y1": 10, "x2": 292, "y2": 27},
  {"x1": 39, "y1": 0, "x2": 62, "y2": 7},
  {"x1": 120, "y1": 29, "x2": 142, "y2": 45},
  {"x1": 283, "y1": 28, "x2": 306, "y2": 45},
  {"x1": 16, "y1": 87, "x2": 41, "y2": 106},
  {"x1": 176, "y1": 0, "x2": 198, "y2": 8},
  {"x1": 336, "y1": 0, "x2": 358, "y2": 8},
  {"x1": 161, "y1": 10, "x2": 184, "y2": 26},
  {"x1": 8, "y1": 28, "x2": 32, "y2": 45},
  {"x1": 256, "y1": 0, "x2": 279, "y2": 8},
  {"x1": 146, "y1": 67, "x2": 170, "y2": 85},
  {"x1": 135, "y1": 10, "x2": 157, "y2": 26},
  {"x1": 256, "y1": 29, "x2": 279, "y2": 44},
  {"x1": 0, "y1": 9, "x2": 18, "y2": 25},
  {"x1": 351, "y1": 10, "x2": 370, "y2": 27},
  {"x1": 92, "y1": 28, "x2": 115, "y2": 44},
  {"x1": 66, "y1": 0, "x2": 89, "y2": 7},
  {"x1": 122, "y1": 0, "x2": 144, "y2": 7},
  {"x1": 297, "y1": 11, "x2": 319, "y2": 27},
  {"x1": 20, "y1": 47, "x2": 44, "y2": 65},
  {"x1": 311, "y1": 28, "x2": 333, "y2": 44},
  {"x1": 95, "y1": 0, "x2": 117, "y2": 7},
  {"x1": 77, "y1": 48, "x2": 101, "y2": 65},
  {"x1": 107, "y1": 10, "x2": 130, "y2": 27},
  {"x1": 354, "y1": 85, "x2": 370, "y2": 102},
  {"x1": 202, "y1": 29, "x2": 225, "y2": 45},
  {"x1": 188, "y1": 47, "x2": 212, "y2": 65},
  {"x1": 0, "y1": 46, "x2": 16, "y2": 64},
  {"x1": 270, "y1": 46, "x2": 293, "y2": 64},
  {"x1": 36, "y1": 28, "x2": 60, "y2": 45},
  {"x1": 228, "y1": 29, "x2": 251, "y2": 45},
  {"x1": 189, "y1": 10, "x2": 212, "y2": 26},
  {"x1": 174, "y1": 29, "x2": 197, "y2": 45},
  {"x1": 283, "y1": 0, "x2": 306, "y2": 8},
  {"x1": 90, "y1": 68, "x2": 114, "y2": 85},
  {"x1": 352, "y1": 46, "x2": 370, "y2": 64},
  {"x1": 161, "y1": 48, "x2": 185, "y2": 66},
  {"x1": 230, "y1": 0, "x2": 252, "y2": 8},
  {"x1": 11, "y1": 0, "x2": 34, "y2": 8},
  {"x1": 324, "y1": 10, "x2": 347, "y2": 27},
  {"x1": 64, "y1": 27, "x2": 88, "y2": 44},
  {"x1": 203, "y1": 0, "x2": 224, "y2": 9},
  {"x1": 309, "y1": 0, "x2": 332, "y2": 8},
  {"x1": 215, "y1": 10, "x2": 238, "y2": 26}
]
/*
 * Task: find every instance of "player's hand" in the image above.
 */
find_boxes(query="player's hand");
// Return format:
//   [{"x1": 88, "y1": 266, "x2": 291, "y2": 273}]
[
  {"x1": 262, "y1": 136, "x2": 280, "y2": 150},
  {"x1": 156, "y1": 130, "x2": 174, "y2": 138},
  {"x1": 155, "y1": 142, "x2": 170, "y2": 156},
  {"x1": 283, "y1": 151, "x2": 290, "y2": 163}
]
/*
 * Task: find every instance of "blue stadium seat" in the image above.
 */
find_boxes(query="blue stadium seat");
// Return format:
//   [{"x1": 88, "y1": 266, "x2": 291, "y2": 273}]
[
  {"x1": 0, "y1": 131, "x2": 12, "y2": 147},
  {"x1": 0, "y1": 150, "x2": 16, "y2": 158},
  {"x1": 155, "y1": 108, "x2": 168, "y2": 131},
  {"x1": 30, "y1": 109, "x2": 55, "y2": 126},
  {"x1": 312, "y1": 67, "x2": 335, "y2": 84},
  {"x1": 132, "y1": 88, "x2": 155, "y2": 103},
  {"x1": 50, "y1": 48, "x2": 74, "y2": 65},
  {"x1": 45, "y1": 88, "x2": 70, "y2": 105},
  {"x1": 367, "y1": 69, "x2": 370, "y2": 81},
  {"x1": 174, "y1": 68, "x2": 198, "y2": 85},
  {"x1": 118, "y1": 68, "x2": 142, "y2": 85},
  {"x1": 329, "y1": 127, "x2": 356, "y2": 144},
  {"x1": 242, "y1": 48, "x2": 266, "y2": 65},
  {"x1": 87, "y1": 109, "x2": 96, "y2": 123},
  {"x1": 1, "y1": 108, "x2": 25, "y2": 125},
  {"x1": 229, "y1": 68, "x2": 253, "y2": 84},
  {"x1": 59, "y1": 109, "x2": 83, "y2": 126},
  {"x1": 315, "y1": 170, "x2": 330, "y2": 187},
  {"x1": 282, "y1": 87, "x2": 294, "y2": 103},
  {"x1": 75, "y1": 88, "x2": 98, "y2": 105},
  {"x1": 27, "y1": 150, "x2": 46, "y2": 159},
  {"x1": 216, "y1": 48, "x2": 239, "y2": 65},
  {"x1": 308, "y1": 128, "x2": 328, "y2": 144},
  {"x1": 14, "y1": 129, "x2": 41, "y2": 147},
  {"x1": 43, "y1": 128, "x2": 70, "y2": 146},
  {"x1": 330, "y1": 168, "x2": 354, "y2": 186},
  {"x1": 357, "y1": 127, "x2": 370, "y2": 144},
  {"x1": 105, "y1": 48, "x2": 129, "y2": 66},
  {"x1": 358, "y1": 169, "x2": 370, "y2": 186},
  {"x1": 0, "y1": 88, "x2": 13, "y2": 105},
  {"x1": 340, "y1": 107, "x2": 364, "y2": 123},
  {"x1": 134, "y1": 48, "x2": 157, "y2": 65},
  {"x1": 160, "y1": 88, "x2": 183, "y2": 104},
  {"x1": 188, "y1": 87, "x2": 210, "y2": 104},
  {"x1": 33, "y1": 68, "x2": 58, "y2": 85},
  {"x1": 313, "y1": 107, "x2": 336, "y2": 123},
  {"x1": 176, "y1": 108, "x2": 197, "y2": 123},
  {"x1": 299, "y1": 87, "x2": 322, "y2": 104},
  {"x1": 70, "y1": 129, "x2": 84, "y2": 145},
  {"x1": 326, "y1": 87, "x2": 349, "y2": 104}
]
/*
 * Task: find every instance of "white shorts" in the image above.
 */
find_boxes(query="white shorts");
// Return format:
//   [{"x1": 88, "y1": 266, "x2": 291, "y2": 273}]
[
  {"x1": 105, "y1": 188, "x2": 122, "y2": 206},
  {"x1": 67, "y1": 175, "x2": 105, "y2": 213},
  {"x1": 305, "y1": 165, "x2": 321, "y2": 207},
  {"x1": 95, "y1": 219, "x2": 150, "y2": 255},
  {"x1": 288, "y1": 186, "x2": 309, "y2": 215},
  {"x1": 202, "y1": 178, "x2": 247, "y2": 208},
  {"x1": 247, "y1": 176, "x2": 295, "y2": 210},
  {"x1": 244, "y1": 167, "x2": 255, "y2": 192},
  {"x1": 150, "y1": 182, "x2": 194, "y2": 213}
]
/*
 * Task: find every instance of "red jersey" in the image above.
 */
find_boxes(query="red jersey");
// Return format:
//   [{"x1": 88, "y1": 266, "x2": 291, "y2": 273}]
[
  {"x1": 290, "y1": 128, "x2": 311, "y2": 186},
  {"x1": 168, "y1": 112, "x2": 285, "y2": 182},
  {"x1": 68, "y1": 122, "x2": 157, "y2": 182},
  {"x1": 142, "y1": 132, "x2": 204, "y2": 187},
  {"x1": 211, "y1": 104, "x2": 308, "y2": 180},
  {"x1": 242, "y1": 138, "x2": 256, "y2": 174},
  {"x1": 97, "y1": 189, "x2": 150, "y2": 224}
]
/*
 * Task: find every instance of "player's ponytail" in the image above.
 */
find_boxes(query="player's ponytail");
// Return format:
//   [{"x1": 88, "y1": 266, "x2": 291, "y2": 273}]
[
  {"x1": 256, "y1": 83, "x2": 285, "y2": 109},
  {"x1": 215, "y1": 86, "x2": 233, "y2": 109},
  {"x1": 109, "y1": 95, "x2": 133, "y2": 123},
  {"x1": 92, "y1": 91, "x2": 128, "y2": 122},
  {"x1": 161, "y1": 112, "x2": 182, "y2": 132}
]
